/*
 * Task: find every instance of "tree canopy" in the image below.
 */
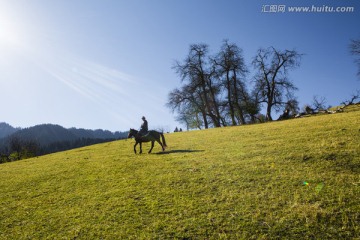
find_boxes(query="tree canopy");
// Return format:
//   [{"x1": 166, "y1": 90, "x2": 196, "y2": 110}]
[{"x1": 168, "y1": 41, "x2": 302, "y2": 129}]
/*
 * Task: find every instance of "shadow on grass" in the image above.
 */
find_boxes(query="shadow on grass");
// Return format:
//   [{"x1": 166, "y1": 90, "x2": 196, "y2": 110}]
[{"x1": 156, "y1": 149, "x2": 205, "y2": 155}]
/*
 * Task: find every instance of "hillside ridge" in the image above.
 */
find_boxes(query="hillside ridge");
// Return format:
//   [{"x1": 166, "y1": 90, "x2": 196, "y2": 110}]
[{"x1": 0, "y1": 107, "x2": 359, "y2": 239}]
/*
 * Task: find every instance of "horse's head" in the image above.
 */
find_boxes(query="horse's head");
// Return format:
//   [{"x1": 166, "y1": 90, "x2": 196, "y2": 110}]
[{"x1": 127, "y1": 128, "x2": 138, "y2": 138}]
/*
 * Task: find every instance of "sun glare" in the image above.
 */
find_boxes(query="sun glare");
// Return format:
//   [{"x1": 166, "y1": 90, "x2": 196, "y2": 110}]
[
  {"x1": 0, "y1": 18, "x2": 22, "y2": 47},
  {"x1": 0, "y1": 2, "x2": 24, "y2": 48}
]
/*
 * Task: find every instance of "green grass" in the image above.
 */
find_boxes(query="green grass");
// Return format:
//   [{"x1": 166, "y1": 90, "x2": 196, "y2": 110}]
[{"x1": 1, "y1": 106, "x2": 359, "y2": 239}]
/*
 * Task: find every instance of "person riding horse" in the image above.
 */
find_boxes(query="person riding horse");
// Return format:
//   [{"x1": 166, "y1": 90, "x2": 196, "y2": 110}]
[
  {"x1": 139, "y1": 116, "x2": 148, "y2": 136},
  {"x1": 128, "y1": 128, "x2": 167, "y2": 154},
  {"x1": 128, "y1": 116, "x2": 167, "y2": 154}
]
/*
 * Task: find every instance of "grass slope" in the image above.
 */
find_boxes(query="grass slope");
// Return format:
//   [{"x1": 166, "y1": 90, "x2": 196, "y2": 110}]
[{"x1": 1, "y1": 106, "x2": 359, "y2": 239}]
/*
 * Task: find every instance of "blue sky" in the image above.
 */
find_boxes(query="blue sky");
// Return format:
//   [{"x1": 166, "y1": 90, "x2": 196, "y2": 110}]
[{"x1": 0, "y1": 0, "x2": 359, "y2": 132}]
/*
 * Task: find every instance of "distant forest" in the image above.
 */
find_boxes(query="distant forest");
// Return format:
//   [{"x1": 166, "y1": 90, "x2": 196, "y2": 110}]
[{"x1": 0, "y1": 123, "x2": 127, "y2": 163}]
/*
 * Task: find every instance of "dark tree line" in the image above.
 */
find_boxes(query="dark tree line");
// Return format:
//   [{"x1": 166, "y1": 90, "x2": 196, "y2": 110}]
[
  {"x1": 0, "y1": 123, "x2": 129, "y2": 163},
  {"x1": 0, "y1": 136, "x2": 118, "y2": 164},
  {"x1": 167, "y1": 40, "x2": 302, "y2": 129}
]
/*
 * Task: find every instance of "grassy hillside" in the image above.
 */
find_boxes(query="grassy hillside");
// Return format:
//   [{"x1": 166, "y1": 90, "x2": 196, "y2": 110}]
[{"x1": 1, "y1": 106, "x2": 359, "y2": 239}]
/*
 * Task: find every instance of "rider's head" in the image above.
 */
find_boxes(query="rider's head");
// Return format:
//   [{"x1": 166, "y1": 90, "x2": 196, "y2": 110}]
[{"x1": 142, "y1": 116, "x2": 146, "y2": 120}]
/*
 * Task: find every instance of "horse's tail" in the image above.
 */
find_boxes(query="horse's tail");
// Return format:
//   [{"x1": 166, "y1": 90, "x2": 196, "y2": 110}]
[{"x1": 160, "y1": 133, "x2": 167, "y2": 148}]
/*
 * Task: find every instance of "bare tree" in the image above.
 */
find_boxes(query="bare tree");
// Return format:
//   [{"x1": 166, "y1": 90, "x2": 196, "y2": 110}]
[
  {"x1": 252, "y1": 47, "x2": 302, "y2": 121},
  {"x1": 312, "y1": 95, "x2": 328, "y2": 111},
  {"x1": 277, "y1": 99, "x2": 299, "y2": 120},
  {"x1": 172, "y1": 44, "x2": 222, "y2": 128},
  {"x1": 341, "y1": 90, "x2": 360, "y2": 106},
  {"x1": 169, "y1": 43, "x2": 303, "y2": 127},
  {"x1": 213, "y1": 40, "x2": 248, "y2": 125},
  {"x1": 167, "y1": 84, "x2": 209, "y2": 129},
  {"x1": 175, "y1": 106, "x2": 204, "y2": 130},
  {"x1": 350, "y1": 39, "x2": 360, "y2": 77}
]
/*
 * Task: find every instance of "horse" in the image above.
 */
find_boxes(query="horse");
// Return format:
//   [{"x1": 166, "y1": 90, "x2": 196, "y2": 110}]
[{"x1": 127, "y1": 128, "x2": 167, "y2": 154}]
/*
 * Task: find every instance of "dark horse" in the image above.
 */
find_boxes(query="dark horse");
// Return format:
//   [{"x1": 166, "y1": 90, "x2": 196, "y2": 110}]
[{"x1": 128, "y1": 128, "x2": 167, "y2": 154}]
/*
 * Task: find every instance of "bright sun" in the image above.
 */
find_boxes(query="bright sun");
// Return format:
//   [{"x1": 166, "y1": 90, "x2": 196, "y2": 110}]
[
  {"x1": 0, "y1": 18, "x2": 21, "y2": 47},
  {"x1": 0, "y1": 2, "x2": 24, "y2": 48}
]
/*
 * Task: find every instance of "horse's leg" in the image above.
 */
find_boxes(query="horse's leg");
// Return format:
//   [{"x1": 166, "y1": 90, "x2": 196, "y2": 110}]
[
  {"x1": 148, "y1": 141, "x2": 154, "y2": 153},
  {"x1": 156, "y1": 138, "x2": 165, "y2": 151},
  {"x1": 133, "y1": 142, "x2": 138, "y2": 154},
  {"x1": 139, "y1": 142, "x2": 143, "y2": 154}
]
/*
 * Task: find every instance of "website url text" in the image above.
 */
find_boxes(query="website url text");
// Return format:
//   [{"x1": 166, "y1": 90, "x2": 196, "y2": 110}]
[{"x1": 261, "y1": 5, "x2": 355, "y2": 13}]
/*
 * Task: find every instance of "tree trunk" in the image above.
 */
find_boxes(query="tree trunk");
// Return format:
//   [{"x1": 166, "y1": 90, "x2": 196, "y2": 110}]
[
  {"x1": 232, "y1": 71, "x2": 245, "y2": 124},
  {"x1": 208, "y1": 81, "x2": 222, "y2": 127},
  {"x1": 226, "y1": 72, "x2": 237, "y2": 126},
  {"x1": 201, "y1": 110, "x2": 208, "y2": 129}
]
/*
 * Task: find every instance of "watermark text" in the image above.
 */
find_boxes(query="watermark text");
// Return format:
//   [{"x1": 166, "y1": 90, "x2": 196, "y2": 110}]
[{"x1": 261, "y1": 5, "x2": 355, "y2": 13}]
